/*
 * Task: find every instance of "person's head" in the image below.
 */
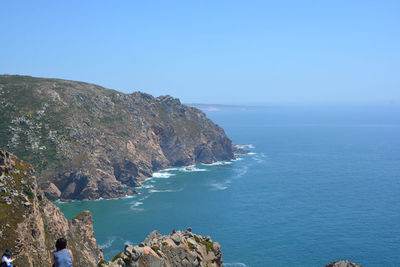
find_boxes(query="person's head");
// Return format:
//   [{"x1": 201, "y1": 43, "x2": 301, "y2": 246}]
[
  {"x1": 55, "y1": 237, "x2": 67, "y2": 251},
  {"x1": 3, "y1": 249, "x2": 11, "y2": 257}
]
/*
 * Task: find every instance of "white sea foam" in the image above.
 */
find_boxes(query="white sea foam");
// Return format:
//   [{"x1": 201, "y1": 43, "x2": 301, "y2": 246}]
[
  {"x1": 124, "y1": 240, "x2": 133, "y2": 246},
  {"x1": 209, "y1": 179, "x2": 231, "y2": 191},
  {"x1": 209, "y1": 183, "x2": 228, "y2": 190},
  {"x1": 139, "y1": 195, "x2": 150, "y2": 201},
  {"x1": 129, "y1": 201, "x2": 144, "y2": 211},
  {"x1": 252, "y1": 152, "x2": 267, "y2": 163},
  {"x1": 234, "y1": 166, "x2": 248, "y2": 178},
  {"x1": 247, "y1": 152, "x2": 256, "y2": 155},
  {"x1": 152, "y1": 172, "x2": 176, "y2": 178},
  {"x1": 130, "y1": 201, "x2": 143, "y2": 207},
  {"x1": 149, "y1": 189, "x2": 183, "y2": 193},
  {"x1": 177, "y1": 165, "x2": 207, "y2": 172},
  {"x1": 163, "y1": 167, "x2": 178, "y2": 171},
  {"x1": 99, "y1": 236, "x2": 116, "y2": 249},
  {"x1": 202, "y1": 161, "x2": 232, "y2": 166},
  {"x1": 224, "y1": 263, "x2": 248, "y2": 267},
  {"x1": 234, "y1": 144, "x2": 255, "y2": 149}
]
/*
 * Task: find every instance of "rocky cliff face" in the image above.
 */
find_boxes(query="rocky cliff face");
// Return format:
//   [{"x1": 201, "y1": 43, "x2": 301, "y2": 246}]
[
  {"x1": 0, "y1": 149, "x2": 103, "y2": 266},
  {"x1": 0, "y1": 75, "x2": 235, "y2": 200},
  {"x1": 100, "y1": 229, "x2": 222, "y2": 267}
]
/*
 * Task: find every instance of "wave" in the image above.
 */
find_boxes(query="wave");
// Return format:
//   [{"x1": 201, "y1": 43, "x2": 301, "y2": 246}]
[
  {"x1": 152, "y1": 172, "x2": 176, "y2": 178},
  {"x1": 224, "y1": 263, "x2": 248, "y2": 267},
  {"x1": 139, "y1": 195, "x2": 150, "y2": 201},
  {"x1": 99, "y1": 236, "x2": 116, "y2": 249},
  {"x1": 234, "y1": 144, "x2": 255, "y2": 149},
  {"x1": 129, "y1": 201, "x2": 144, "y2": 211},
  {"x1": 130, "y1": 201, "x2": 143, "y2": 207},
  {"x1": 234, "y1": 166, "x2": 248, "y2": 178},
  {"x1": 252, "y1": 152, "x2": 267, "y2": 163},
  {"x1": 202, "y1": 161, "x2": 232, "y2": 166},
  {"x1": 137, "y1": 184, "x2": 154, "y2": 189},
  {"x1": 149, "y1": 188, "x2": 183, "y2": 193},
  {"x1": 176, "y1": 166, "x2": 207, "y2": 172},
  {"x1": 163, "y1": 167, "x2": 178, "y2": 171},
  {"x1": 209, "y1": 183, "x2": 229, "y2": 190}
]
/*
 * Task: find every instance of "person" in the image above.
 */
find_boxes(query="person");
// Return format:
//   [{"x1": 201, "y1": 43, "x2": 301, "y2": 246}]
[
  {"x1": 51, "y1": 237, "x2": 74, "y2": 267},
  {"x1": 1, "y1": 249, "x2": 15, "y2": 267}
]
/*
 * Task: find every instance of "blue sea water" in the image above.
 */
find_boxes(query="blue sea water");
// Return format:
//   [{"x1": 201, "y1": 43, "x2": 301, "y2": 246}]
[{"x1": 56, "y1": 105, "x2": 400, "y2": 267}]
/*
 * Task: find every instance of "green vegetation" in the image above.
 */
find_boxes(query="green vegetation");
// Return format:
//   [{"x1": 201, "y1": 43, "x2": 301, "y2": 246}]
[
  {"x1": 0, "y1": 152, "x2": 34, "y2": 265},
  {"x1": 201, "y1": 240, "x2": 214, "y2": 253},
  {"x1": 187, "y1": 241, "x2": 195, "y2": 250},
  {"x1": 193, "y1": 235, "x2": 201, "y2": 243},
  {"x1": 151, "y1": 245, "x2": 160, "y2": 251},
  {"x1": 111, "y1": 252, "x2": 122, "y2": 262},
  {"x1": 97, "y1": 259, "x2": 107, "y2": 266},
  {"x1": 72, "y1": 211, "x2": 87, "y2": 221}
]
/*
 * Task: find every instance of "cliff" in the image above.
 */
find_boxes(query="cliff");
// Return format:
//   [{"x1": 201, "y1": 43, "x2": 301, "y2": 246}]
[
  {"x1": 100, "y1": 229, "x2": 222, "y2": 267},
  {"x1": 0, "y1": 149, "x2": 103, "y2": 266},
  {"x1": 0, "y1": 148, "x2": 362, "y2": 267},
  {"x1": 0, "y1": 75, "x2": 235, "y2": 200}
]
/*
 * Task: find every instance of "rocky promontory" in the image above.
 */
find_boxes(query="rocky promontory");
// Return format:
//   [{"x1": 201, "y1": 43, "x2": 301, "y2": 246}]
[
  {"x1": 0, "y1": 75, "x2": 235, "y2": 200},
  {"x1": 324, "y1": 261, "x2": 362, "y2": 267},
  {"x1": 0, "y1": 149, "x2": 103, "y2": 266},
  {"x1": 100, "y1": 229, "x2": 222, "y2": 267}
]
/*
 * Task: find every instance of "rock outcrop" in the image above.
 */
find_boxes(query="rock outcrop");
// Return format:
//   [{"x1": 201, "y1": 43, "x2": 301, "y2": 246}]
[
  {"x1": 100, "y1": 229, "x2": 222, "y2": 267},
  {"x1": 324, "y1": 261, "x2": 362, "y2": 267},
  {"x1": 0, "y1": 75, "x2": 235, "y2": 200},
  {"x1": 0, "y1": 149, "x2": 103, "y2": 266}
]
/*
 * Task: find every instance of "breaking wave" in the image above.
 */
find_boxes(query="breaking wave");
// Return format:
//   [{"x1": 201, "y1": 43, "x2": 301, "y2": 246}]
[
  {"x1": 224, "y1": 263, "x2": 248, "y2": 267},
  {"x1": 234, "y1": 144, "x2": 255, "y2": 149},
  {"x1": 176, "y1": 166, "x2": 207, "y2": 172},
  {"x1": 209, "y1": 183, "x2": 229, "y2": 191},
  {"x1": 202, "y1": 161, "x2": 232, "y2": 166},
  {"x1": 149, "y1": 189, "x2": 183, "y2": 193},
  {"x1": 129, "y1": 201, "x2": 144, "y2": 211},
  {"x1": 152, "y1": 172, "x2": 176, "y2": 178},
  {"x1": 99, "y1": 236, "x2": 116, "y2": 249}
]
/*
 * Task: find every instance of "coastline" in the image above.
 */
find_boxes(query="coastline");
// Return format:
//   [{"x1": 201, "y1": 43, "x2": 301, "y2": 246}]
[{"x1": 54, "y1": 147, "x2": 251, "y2": 203}]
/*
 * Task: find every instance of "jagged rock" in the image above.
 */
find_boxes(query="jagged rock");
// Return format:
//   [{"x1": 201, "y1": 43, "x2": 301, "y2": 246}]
[
  {"x1": 42, "y1": 182, "x2": 62, "y2": 200},
  {"x1": 100, "y1": 230, "x2": 222, "y2": 267},
  {"x1": 0, "y1": 149, "x2": 103, "y2": 267},
  {"x1": 0, "y1": 75, "x2": 235, "y2": 200},
  {"x1": 144, "y1": 230, "x2": 162, "y2": 245},
  {"x1": 325, "y1": 261, "x2": 362, "y2": 267}
]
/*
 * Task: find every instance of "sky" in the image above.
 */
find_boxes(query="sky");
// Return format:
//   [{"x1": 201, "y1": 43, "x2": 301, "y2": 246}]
[{"x1": 1, "y1": 0, "x2": 399, "y2": 105}]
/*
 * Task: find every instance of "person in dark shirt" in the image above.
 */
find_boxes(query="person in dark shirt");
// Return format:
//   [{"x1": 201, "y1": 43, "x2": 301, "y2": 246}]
[{"x1": 51, "y1": 238, "x2": 74, "y2": 267}]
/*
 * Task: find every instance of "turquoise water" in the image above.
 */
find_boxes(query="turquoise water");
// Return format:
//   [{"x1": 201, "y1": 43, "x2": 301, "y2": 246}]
[{"x1": 57, "y1": 105, "x2": 400, "y2": 267}]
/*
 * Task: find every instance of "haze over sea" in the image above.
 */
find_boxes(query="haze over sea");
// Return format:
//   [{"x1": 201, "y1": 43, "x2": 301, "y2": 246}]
[{"x1": 57, "y1": 105, "x2": 400, "y2": 267}]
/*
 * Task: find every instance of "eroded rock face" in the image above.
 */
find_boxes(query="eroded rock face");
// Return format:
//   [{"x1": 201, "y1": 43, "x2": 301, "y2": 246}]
[
  {"x1": 324, "y1": 261, "x2": 362, "y2": 267},
  {"x1": 0, "y1": 75, "x2": 235, "y2": 200},
  {"x1": 0, "y1": 149, "x2": 103, "y2": 267},
  {"x1": 101, "y1": 229, "x2": 223, "y2": 267}
]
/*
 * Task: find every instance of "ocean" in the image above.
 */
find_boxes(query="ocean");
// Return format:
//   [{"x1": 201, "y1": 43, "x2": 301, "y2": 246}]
[{"x1": 56, "y1": 105, "x2": 400, "y2": 267}]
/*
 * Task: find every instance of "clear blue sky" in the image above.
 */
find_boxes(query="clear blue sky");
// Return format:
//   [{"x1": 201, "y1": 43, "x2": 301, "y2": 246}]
[{"x1": 1, "y1": 1, "x2": 399, "y2": 104}]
